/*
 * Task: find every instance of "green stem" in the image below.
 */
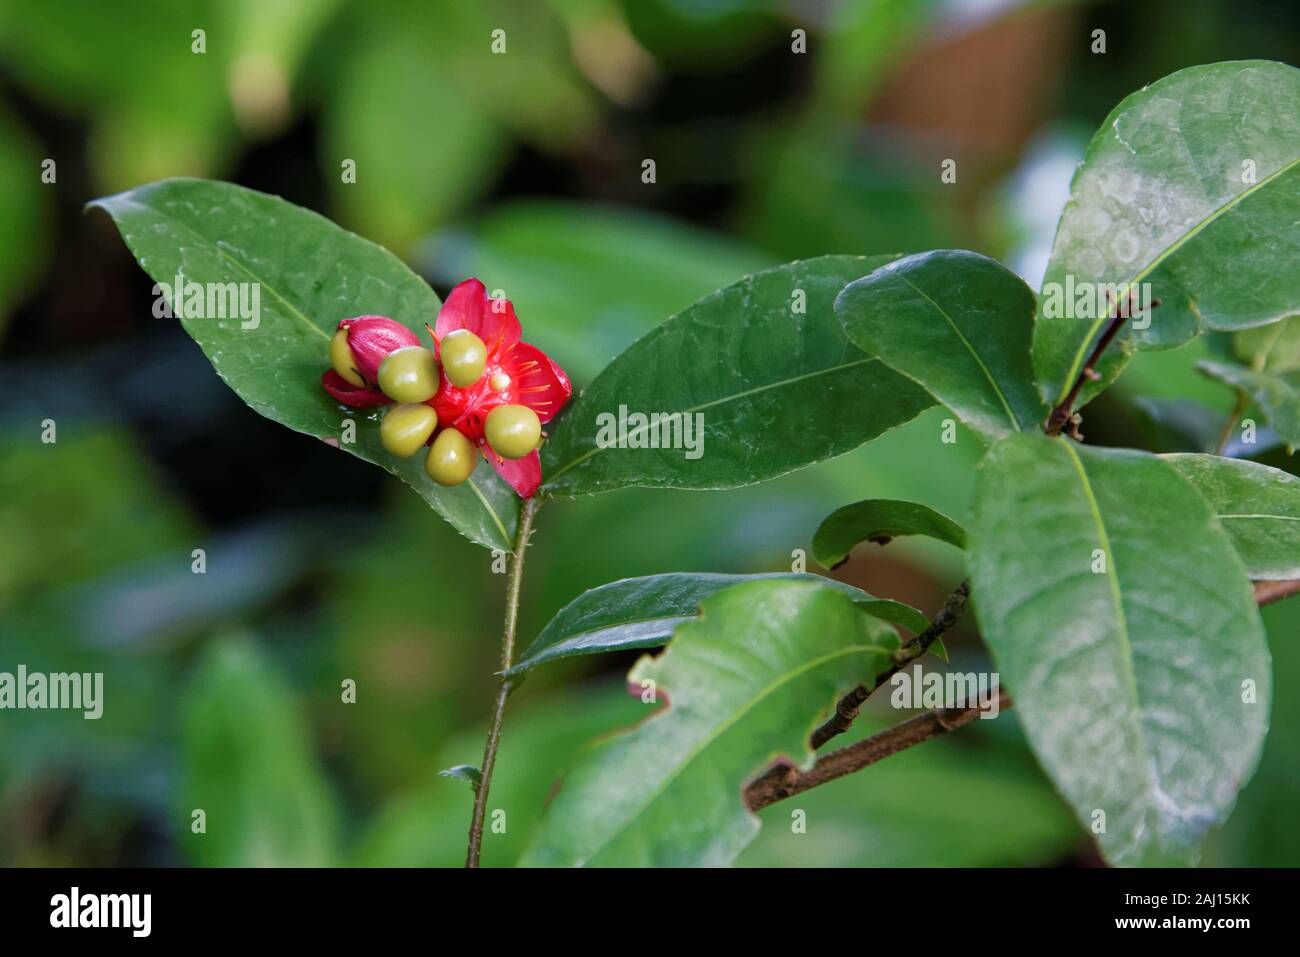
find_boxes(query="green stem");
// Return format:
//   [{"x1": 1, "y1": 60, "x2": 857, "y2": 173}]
[
  {"x1": 1215, "y1": 388, "x2": 1249, "y2": 456},
  {"x1": 465, "y1": 495, "x2": 541, "y2": 868}
]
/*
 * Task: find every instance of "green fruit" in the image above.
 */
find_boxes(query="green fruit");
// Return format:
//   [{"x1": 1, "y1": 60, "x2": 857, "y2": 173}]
[
  {"x1": 425, "y1": 428, "x2": 477, "y2": 486},
  {"x1": 330, "y1": 328, "x2": 365, "y2": 387},
  {"x1": 380, "y1": 403, "x2": 438, "y2": 458},
  {"x1": 484, "y1": 404, "x2": 541, "y2": 460},
  {"x1": 441, "y1": 329, "x2": 488, "y2": 388},
  {"x1": 378, "y1": 346, "x2": 440, "y2": 402}
]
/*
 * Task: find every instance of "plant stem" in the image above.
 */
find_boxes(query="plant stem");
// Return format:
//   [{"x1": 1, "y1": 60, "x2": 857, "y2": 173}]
[
  {"x1": 747, "y1": 690, "x2": 1012, "y2": 811},
  {"x1": 1254, "y1": 578, "x2": 1300, "y2": 606},
  {"x1": 1045, "y1": 292, "x2": 1155, "y2": 438},
  {"x1": 748, "y1": 574, "x2": 1300, "y2": 811},
  {"x1": 809, "y1": 579, "x2": 969, "y2": 749},
  {"x1": 1214, "y1": 388, "x2": 1249, "y2": 455},
  {"x1": 465, "y1": 495, "x2": 541, "y2": 868}
]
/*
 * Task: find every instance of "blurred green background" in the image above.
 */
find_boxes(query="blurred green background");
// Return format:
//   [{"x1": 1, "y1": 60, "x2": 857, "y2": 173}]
[{"x1": 1, "y1": 0, "x2": 1297, "y2": 867}]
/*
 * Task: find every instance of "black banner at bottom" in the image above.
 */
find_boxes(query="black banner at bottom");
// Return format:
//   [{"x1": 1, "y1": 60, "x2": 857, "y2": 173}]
[{"x1": 0, "y1": 866, "x2": 1282, "y2": 942}]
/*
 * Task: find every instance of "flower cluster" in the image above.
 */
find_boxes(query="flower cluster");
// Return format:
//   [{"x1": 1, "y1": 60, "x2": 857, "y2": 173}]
[{"x1": 322, "y1": 279, "x2": 571, "y2": 498}]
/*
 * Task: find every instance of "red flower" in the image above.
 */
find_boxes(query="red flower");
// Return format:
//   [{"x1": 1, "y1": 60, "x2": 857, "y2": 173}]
[
  {"x1": 321, "y1": 315, "x2": 419, "y2": 406},
  {"x1": 319, "y1": 281, "x2": 571, "y2": 499},
  {"x1": 429, "y1": 279, "x2": 572, "y2": 498}
]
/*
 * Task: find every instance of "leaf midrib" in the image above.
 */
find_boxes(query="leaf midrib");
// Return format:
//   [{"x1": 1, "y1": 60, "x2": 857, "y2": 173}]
[
  {"x1": 99, "y1": 191, "x2": 514, "y2": 552},
  {"x1": 1054, "y1": 155, "x2": 1300, "y2": 402},
  {"x1": 114, "y1": 194, "x2": 332, "y2": 343},
  {"x1": 893, "y1": 271, "x2": 1021, "y2": 431},
  {"x1": 543, "y1": 357, "x2": 876, "y2": 487},
  {"x1": 1059, "y1": 442, "x2": 1157, "y2": 805},
  {"x1": 575, "y1": 641, "x2": 890, "y2": 866},
  {"x1": 1219, "y1": 512, "x2": 1300, "y2": 521}
]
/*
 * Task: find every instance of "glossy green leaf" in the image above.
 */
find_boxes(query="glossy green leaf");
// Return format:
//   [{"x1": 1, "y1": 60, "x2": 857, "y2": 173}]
[
  {"x1": 1199, "y1": 359, "x2": 1300, "y2": 448},
  {"x1": 508, "y1": 571, "x2": 883, "y2": 677},
  {"x1": 87, "y1": 178, "x2": 518, "y2": 550},
  {"x1": 520, "y1": 579, "x2": 897, "y2": 866},
  {"x1": 813, "y1": 497, "x2": 967, "y2": 569},
  {"x1": 540, "y1": 255, "x2": 934, "y2": 496},
  {"x1": 180, "y1": 637, "x2": 339, "y2": 866},
  {"x1": 1033, "y1": 61, "x2": 1300, "y2": 406},
  {"x1": 970, "y1": 434, "x2": 1271, "y2": 866},
  {"x1": 1164, "y1": 453, "x2": 1300, "y2": 580},
  {"x1": 836, "y1": 250, "x2": 1046, "y2": 440}
]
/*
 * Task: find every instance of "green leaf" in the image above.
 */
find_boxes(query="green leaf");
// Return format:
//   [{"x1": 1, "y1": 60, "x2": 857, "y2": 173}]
[
  {"x1": 180, "y1": 636, "x2": 339, "y2": 866},
  {"x1": 1033, "y1": 61, "x2": 1300, "y2": 406},
  {"x1": 352, "y1": 682, "x2": 649, "y2": 867},
  {"x1": 0, "y1": 0, "x2": 235, "y2": 189},
  {"x1": 427, "y1": 201, "x2": 772, "y2": 382},
  {"x1": 520, "y1": 578, "x2": 897, "y2": 866},
  {"x1": 739, "y1": 718, "x2": 1078, "y2": 867},
  {"x1": 1233, "y1": 316, "x2": 1300, "y2": 373},
  {"x1": 87, "y1": 178, "x2": 518, "y2": 550},
  {"x1": 324, "y1": 22, "x2": 505, "y2": 255},
  {"x1": 507, "y1": 571, "x2": 882, "y2": 677},
  {"x1": 1199, "y1": 359, "x2": 1300, "y2": 448},
  {"x1": 969, "y1": 434, "x2": 1271, "y2": 866},
  {"x1": 438, "y1": 764, "x2": 482, "y2": 791},
  {"x1": 1164, "y1": 453, "x2": 1300, "y2": 580},
  {"x1": 836, "y1": 250, "x2": 1046, "y2": 440},
  {"x1": 813, "y1": 497, "x2": 967, "y2": 569},
  {"x1": 1131, "y1": 396, "x2": 1222, "y2": 454},
  {"x1": 540, "y1": 255, "x2": 934, "y2": 496},
  {"x1": 856, "y1": 599, "x2": 932, "y2": 637}
]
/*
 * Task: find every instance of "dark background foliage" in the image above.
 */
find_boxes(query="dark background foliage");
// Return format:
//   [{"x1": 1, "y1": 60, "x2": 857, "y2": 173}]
[{"x1": 0, "y1": 0, "x2": 1296, "y2": 866}]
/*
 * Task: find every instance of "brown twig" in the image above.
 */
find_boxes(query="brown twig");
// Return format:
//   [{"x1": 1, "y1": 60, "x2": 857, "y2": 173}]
[
  {"x1": 746, "y1": 690, "x2": 1012, "y2": 811},
  {"x1": 809, "y1": 579, "x2": 969, "y2": 750},
  {"x1": 1254, "y1": 579, "x2": 1300, "y2": 606},
  {"x1": 744, "y1": 572, "x2": 1300, "y2": 814},
  {"x1": 1045, "y1": 291, "x2": 1159, "y2": 439}
]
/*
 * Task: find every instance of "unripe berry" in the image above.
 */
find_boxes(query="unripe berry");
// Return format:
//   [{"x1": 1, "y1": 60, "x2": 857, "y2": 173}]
[
  {"x1": 330, "y1": 328, "x2": 365, "y2": 387},
  {"x1": 425, "y1": 427, "x2": 477, "y2": 486},
  {"x1": 380, "y1": 403, "x2": 438, "y2": 458},
  {"x1": 378, "y1": 346, "x2": 440, "y2": 403},
  {"x1": 440, "y1": 329, "x2": 488, "y2": 388},
  {"x1": 484, "y1": 404, "x2": 541, "y2": 460}
]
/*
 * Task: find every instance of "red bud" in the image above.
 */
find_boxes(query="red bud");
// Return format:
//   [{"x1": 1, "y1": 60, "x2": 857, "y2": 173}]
[{"x1": 340, "y1": 316, "x2": 419, "y2": 384}]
